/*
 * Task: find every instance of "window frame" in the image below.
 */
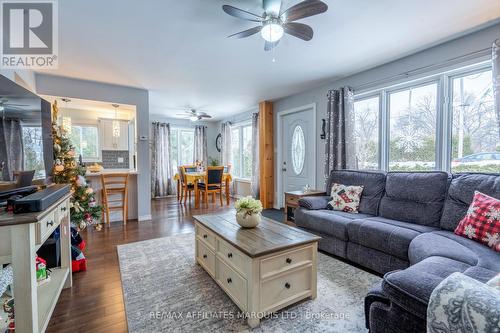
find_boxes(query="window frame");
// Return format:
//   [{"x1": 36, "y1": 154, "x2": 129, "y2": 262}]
[
  {"x1": 353, "y1": 60, "x2": 493, "y2": 173},
  {"x1": 230, "y1": 121, "x2": 252, "y2": 180},
  {"x1": 71, "y1": 123, "x2": 101, "y2": 162}
]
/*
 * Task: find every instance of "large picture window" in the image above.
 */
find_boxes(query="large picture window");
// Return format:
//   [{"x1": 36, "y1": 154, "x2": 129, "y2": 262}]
[
  {"x1": 22, "y1": 126, "x2": 46, "y2": 179},
  {"x1": 70, "y1": 125, "x2": 100, "y2": 162},
  {"x1": 389, "y1": 83, "x2": 437, "y2": 171},
  {"x1": 170, "y1": 128, "x2": 194, "y2": 174},
  {"x1": 230, "y1": 123, "x2": 252, "y2": 179},
  {"x1": 353, "y1": 61, "x2": 500, "y2": 174}
]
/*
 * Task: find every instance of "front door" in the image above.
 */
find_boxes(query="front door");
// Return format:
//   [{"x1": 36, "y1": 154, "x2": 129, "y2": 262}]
[{"x1": 281, "y1": 107, "x2": 316, "y2": 207}]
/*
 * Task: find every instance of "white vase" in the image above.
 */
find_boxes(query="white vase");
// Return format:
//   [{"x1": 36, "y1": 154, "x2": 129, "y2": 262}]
[{"x1": 236, "y1": 210, "x2": 261, "y2": 228}]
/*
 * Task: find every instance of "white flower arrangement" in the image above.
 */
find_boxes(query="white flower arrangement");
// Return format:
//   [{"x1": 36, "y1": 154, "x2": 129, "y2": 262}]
[{"x1": 235, "y1": 196, "x2": 263, "y2": 216}]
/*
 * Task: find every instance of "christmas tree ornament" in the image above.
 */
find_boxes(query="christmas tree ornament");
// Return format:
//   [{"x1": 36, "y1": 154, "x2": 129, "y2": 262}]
[{"x1": 85, "y1": 187, "x2": 94, "y2": 194}]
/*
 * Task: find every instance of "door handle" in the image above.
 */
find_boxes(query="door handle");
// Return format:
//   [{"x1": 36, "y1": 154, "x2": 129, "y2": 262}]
[{"x1": 282, "y1": 168, "x2": 287, "y2": 172}]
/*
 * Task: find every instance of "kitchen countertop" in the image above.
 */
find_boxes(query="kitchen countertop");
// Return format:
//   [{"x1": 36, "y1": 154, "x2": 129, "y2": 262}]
[{"x1": 86, "y1": 169, "x2": 138, "y2": 176}]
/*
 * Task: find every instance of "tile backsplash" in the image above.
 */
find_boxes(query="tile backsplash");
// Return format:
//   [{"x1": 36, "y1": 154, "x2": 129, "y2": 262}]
[{"x1": 101, "y1": 150, "x2": 130, "y2": 169}]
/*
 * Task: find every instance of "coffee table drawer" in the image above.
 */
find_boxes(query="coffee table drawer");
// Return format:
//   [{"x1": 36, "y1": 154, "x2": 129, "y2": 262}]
[
  {"x1": 218, "y1": 238, "x2": 248, "y2": 275},
  {"x1": 261, "y1": 266, "x2": 312, "y2": 312},
  {"x1": 216, "y1": 257, "x2": 247, "y2": 310},
  {"x1": 261, "y1": 246, "x2": 313, "y2": 279},
  {"x1": 197, "y1": 239, "x2": 216, "y2": 277},
  {"x1": 196, "y1": 223, "x2": 216, "y2": 250}
]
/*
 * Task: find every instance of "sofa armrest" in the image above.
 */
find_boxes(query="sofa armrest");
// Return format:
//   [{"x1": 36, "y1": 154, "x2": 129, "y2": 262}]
[{"x1": 298, "y1": 196, "x2": 330, "y2": 210}]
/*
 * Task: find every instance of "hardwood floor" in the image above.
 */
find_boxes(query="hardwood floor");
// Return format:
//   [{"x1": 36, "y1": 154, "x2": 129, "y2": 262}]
[{"x1": 47, "y1": 196, "x2": 235, "y2": 333}]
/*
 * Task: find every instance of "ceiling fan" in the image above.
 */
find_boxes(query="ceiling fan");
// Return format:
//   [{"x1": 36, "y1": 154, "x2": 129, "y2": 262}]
[
  {"x1": 223, "y1": 0, "x2": 328, "y2": 51},
  {"x1": 175, "y1": 108, "x2": 213, "y2": 122}
]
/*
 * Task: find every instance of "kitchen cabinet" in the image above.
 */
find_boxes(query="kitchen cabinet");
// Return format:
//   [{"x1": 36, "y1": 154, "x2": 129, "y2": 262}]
[{"x1": 99, "y1": 119, "x2": 129, "y2": 151}]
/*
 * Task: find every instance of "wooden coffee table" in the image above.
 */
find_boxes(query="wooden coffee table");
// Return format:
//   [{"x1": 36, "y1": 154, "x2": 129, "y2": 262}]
[{"x1": 193, "y1": 213, "x2": 321, "y2": 328}]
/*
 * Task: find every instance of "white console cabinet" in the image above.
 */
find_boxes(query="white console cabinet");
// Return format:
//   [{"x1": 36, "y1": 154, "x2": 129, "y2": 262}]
[{"x1": 0, "y1": 193, "x2": 72, "y2": 333}]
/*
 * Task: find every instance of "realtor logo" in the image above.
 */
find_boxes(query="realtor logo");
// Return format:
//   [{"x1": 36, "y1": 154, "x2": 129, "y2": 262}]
[{"x1": 1, "y1": 0, "x2": 58, "y2": 69}]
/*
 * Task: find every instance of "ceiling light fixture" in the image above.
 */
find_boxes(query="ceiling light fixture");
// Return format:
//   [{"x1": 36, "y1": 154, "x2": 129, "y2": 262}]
[
  {"x1": 112, "y1": 104, "x2": 120, "y2": 138},
  {"x1": 61, "y1": 98, "x2": 72, "y2": 134},
  {"x1": 261, "y1": 20, "x2": 284, "y2": 43}
]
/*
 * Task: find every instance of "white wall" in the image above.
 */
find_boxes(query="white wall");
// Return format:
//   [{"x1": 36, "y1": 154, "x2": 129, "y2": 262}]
[
  {"x1": 273, "y1": 22, "x2": 500, "y2": 208},
  {"x1": 35, "y1": 74, "x2": 152, "y2": 220}
]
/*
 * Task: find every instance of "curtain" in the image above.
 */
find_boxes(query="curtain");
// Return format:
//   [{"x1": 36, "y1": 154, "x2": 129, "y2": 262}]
[
  {"x1": 220, "y1": 121, "x2": 232, "y2": 166},
  {"x1": 493, "y1": 39, "x2": 500, "y2": 145},
  {"x1": 0, "y1": 118, "x2": 24, "y2": 181},
  {"x1": 324, "y1": 87, "x2": 356, "y2": 178},
  {"x1": 151, "y1": 122, "x2": 173, "y2": 198},
  {"x1": 251, "y1": 113, "x2": 260, "y2": 198},
  {"x1": 193, "y1": 125, "x2": 208, "y2": 165}
]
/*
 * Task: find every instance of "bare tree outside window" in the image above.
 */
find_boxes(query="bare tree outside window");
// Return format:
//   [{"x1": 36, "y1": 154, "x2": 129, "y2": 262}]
[{"x1": 353, "y1": 97, "x2": 379, "y2": 169}]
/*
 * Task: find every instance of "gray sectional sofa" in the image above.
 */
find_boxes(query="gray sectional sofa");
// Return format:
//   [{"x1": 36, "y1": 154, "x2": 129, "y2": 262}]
[{"x1": 294, "y1": 170, "x2": 500, "y2": 333}]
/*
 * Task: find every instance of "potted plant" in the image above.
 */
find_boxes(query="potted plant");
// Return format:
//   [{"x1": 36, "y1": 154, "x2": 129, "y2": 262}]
[{"x1": 235, "y1": 196, "x2": 263, "y2": 228}]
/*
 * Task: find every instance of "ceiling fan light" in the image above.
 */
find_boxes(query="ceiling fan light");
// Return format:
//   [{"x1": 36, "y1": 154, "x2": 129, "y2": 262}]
[
  {"x1": 261, "y1": 23, "x2": 283, "y2": 42},
  {"x1": 190, "y1": 116, "x2": 199, "y2": 122}
]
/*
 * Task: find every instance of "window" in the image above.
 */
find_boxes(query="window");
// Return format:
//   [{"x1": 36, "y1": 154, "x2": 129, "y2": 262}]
[
  {"x1": 291, "y1": 125, "x2": 305, "y2": 174},
  {"x1": 451, "y1": 70, "x2": 500, "y2": 173},
  {"x1": 170, "y1": 128, "x2": 195, "y2": 174},
  {"x1": 22, "y1": 126, "x2": 45, "y2": 179},
  {"x1": 70, "y1": 125, "x2": 100, "y2": 162},
  {"x1": 353, "y1": 61, "x2": 499, "y2": 174},
  {"x1": 230, "y1": 124, "x2": 253, "y2": 179},
  {"x1": 353, "y1": 96, "x2": 380, "y2": 169},
  {"x1": 389, "y1": 83, "x2": 438, "y2": 171}
]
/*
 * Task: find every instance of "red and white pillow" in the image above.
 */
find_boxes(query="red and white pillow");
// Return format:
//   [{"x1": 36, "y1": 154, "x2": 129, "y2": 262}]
[
  {"x1": 327, "y1": 183, "x2": 364, "y2": 213},
  {"x1": 455, "y1": 191, "x2": 500, "y2": 252}
]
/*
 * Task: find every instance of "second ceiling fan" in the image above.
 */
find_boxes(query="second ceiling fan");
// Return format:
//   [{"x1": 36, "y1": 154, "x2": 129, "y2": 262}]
[{"x1": 223, "y1": 0, "x2": 328, "y2": 51}]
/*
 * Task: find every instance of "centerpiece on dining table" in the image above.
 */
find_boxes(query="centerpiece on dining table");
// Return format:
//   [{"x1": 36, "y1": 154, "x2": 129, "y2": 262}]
[{"x1": 234, "y1": 196, "x2": 263, "y2": 228}]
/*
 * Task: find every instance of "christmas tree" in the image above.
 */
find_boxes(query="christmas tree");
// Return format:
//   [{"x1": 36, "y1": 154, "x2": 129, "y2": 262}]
[{"x1": 51, "y1": 101, "x2": 102, "y2": 230}]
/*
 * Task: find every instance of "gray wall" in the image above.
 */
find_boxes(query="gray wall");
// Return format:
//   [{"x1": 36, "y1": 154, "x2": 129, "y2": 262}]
[
  {"x1": 273, "y1": 22, "x2": 500, "y2": 208},
  {"x1": 35, "y1": 74, "x2": 152, "y2": 220}
]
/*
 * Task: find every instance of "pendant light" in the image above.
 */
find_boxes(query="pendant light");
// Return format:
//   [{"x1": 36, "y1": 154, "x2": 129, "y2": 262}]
[
  {"x1": 112, "y1": 104, "x2": 120, "y2": 138},
  {"x1": 61, "y1": 98, "x2": 72, "y2": 134}
]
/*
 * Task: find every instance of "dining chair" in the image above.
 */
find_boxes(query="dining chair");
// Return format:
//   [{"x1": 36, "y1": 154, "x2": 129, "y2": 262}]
[
  {"x1": 101, "y1": 173, "x2": 129, "y2": 225},
  {"x1": 179, "y1": 165, "x2": 196, "y2": 203},
  {"x1": 198, "y1": 166, "x2": 224, "y2": 206}
]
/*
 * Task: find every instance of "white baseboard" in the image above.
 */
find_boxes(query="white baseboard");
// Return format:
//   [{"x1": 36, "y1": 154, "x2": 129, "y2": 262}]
[{"x1": 138, "y1": 214, "x2": 152, "y2": 221}]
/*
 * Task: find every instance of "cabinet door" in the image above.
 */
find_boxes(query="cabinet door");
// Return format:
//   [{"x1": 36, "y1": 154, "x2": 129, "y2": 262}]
[
  {"x1": 117, "y1": 121, "x2": 129, "y2": 150},
  {"x1": 99, "y1": 119, "x2": 115, "y2": 150}
]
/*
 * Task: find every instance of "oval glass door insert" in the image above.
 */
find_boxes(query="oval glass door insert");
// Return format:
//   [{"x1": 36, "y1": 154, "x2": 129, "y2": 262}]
[{"x1": 291, "y1": 125, "x2": 305, "y2": 175}]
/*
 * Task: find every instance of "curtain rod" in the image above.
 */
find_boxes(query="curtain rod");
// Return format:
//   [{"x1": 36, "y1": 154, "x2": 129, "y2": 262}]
[{"x1": 345, "y1": 47, "x2": 491, "y2": 93}]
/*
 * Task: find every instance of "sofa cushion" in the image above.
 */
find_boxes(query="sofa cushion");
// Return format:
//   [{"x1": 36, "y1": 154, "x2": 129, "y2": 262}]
[
  {"x1": 347, "y1": 217, "x2": 438, "y2": 260},
  {"x1": 440, "y1": 173, "x2": 500, "y2": 231},
  {"x1": 298, "y1": 196, "x2": 330, "y2": 210},
  {"x1": 409, "y1": 230, "x2": 500, "y2": 271},
  {"x1": 379, "y1": 172, "x2": 449, "y2": 227},
  {"x1": 294, "y1": 207, "x2": 374, "y2": 241},
  {"x1": 326, "y1": 170, "x2": 386, "y2": 215}
]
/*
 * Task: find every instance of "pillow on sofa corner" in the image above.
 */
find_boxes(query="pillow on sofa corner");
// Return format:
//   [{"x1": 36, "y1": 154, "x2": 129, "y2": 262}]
[
  {"x1": 454, "y1": 191, "x2": 500, "y2": 252},
  {"x1": 327, "y1": 183, "x2": 364, "y2": 213}
]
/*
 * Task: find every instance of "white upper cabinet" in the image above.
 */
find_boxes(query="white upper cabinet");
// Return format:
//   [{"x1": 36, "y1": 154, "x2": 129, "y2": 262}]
[{"x1": 99, "y1": 119, "x2": 129, "y2": 151}]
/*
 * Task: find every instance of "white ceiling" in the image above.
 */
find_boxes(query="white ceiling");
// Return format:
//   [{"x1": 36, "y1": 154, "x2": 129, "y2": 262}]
[{"x1": 36, "y1": 0, "x2": 500, "y2": 120}]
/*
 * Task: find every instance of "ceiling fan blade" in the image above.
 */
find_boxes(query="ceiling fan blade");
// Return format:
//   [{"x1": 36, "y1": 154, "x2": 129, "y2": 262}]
[
  {"x1": 199, "y1": 115, "x2": 212, "y2": 119},
  {"x1": 222, "y1": 5, "x2": 263, "y2": 22},
  {"x1": 5, "y1": 103, "x2": 30, "y2": 106},
  {"x1": 228, "y1": 26, "x2": 262, "y2": 39},
  {"x1": 283, "y1": 22, "x2": 313, "y2": 41},
  {"x1": 280, "y1": 0, "x2": 328, "y2": 22},
  {"x1": 263, "y1": 0, "x2": 282, "y2": 16},
  {"x1": 264, "y1": 39, "x2": 280, "y2": 51}
]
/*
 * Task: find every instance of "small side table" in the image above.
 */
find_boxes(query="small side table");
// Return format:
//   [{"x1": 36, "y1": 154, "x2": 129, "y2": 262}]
[{"x1": 284, "y1": 190, "x2": 326, "y2": 223}]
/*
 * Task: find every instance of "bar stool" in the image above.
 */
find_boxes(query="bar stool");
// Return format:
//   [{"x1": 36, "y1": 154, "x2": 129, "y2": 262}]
[{"x1": 101, "y1": 173, "x2": 129, "y2": 225}]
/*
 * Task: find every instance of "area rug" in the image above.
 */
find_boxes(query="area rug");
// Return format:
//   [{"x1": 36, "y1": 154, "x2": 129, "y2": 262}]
[{"x1": 117, "y1": 233, "x2": 380, "y2": 332}]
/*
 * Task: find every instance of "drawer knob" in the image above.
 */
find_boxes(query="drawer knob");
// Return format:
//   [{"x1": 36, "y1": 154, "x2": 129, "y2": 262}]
[
  {"x1": 203, "y1": 234, "x2": 208, "y2": 239},
  {"x1": 227, "y1": 277, "x2": 232, "y2": 284},
  {"x1": 285, "y1": 282, "x2": 291, "y2": 289},
  {"x1": 227, "y1": 253, "x2": 233, "y2": 258},
  {"x1": 47, "y1": 220, "x2": 54, "y2": 227},
  {"x1": 286, "y1": 258, "x2": 292, "y2": 264},
  {"x1": 203, "y1": 254, "x2": 207, "y2": 259}
]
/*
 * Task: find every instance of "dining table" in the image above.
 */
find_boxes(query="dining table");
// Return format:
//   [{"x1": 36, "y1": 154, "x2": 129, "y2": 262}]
[{"x1": 173, "y1": 172, "x2": 232, "y2": 208}]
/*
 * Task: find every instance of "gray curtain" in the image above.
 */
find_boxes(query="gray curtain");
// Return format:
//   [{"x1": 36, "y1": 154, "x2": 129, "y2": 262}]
[
  {"x1": 324, "y1": 87, "x2": 356, "y2": 178},
  {"x1": 0, "y1": 118, "x2": 24, "y2": 181},
  {"x1": 193, "y1": 125, "x2": 208, "y2": 165},
  {"x1": 151, "y1": 122, "x2": 173, "y2": 197},
  {"x1": 493, "y1": 39, "x2": 500, "y2": 145},
  {"x1": 251, "y1": 113, "x2": 260, "y2": 199},
  {"x1": 220, "y1": 121, "x2": 232, "y2": 166}
]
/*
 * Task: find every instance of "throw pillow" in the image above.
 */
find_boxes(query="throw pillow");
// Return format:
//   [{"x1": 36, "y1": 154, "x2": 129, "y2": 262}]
[
  {"x1": 454, "y1": 191, "x2": 500, "y2": 252},
  {"x1": 327, "y1": 183, "x2": 364, "y2": 213}
]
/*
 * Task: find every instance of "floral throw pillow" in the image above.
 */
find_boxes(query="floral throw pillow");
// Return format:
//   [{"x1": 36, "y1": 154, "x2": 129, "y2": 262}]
[
  {"x1": 454, "y1": 191, "x2": 500, "y2": 252},
  {"x1": 327, "y1": 183, "x2": 364, "y2": 213}
]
